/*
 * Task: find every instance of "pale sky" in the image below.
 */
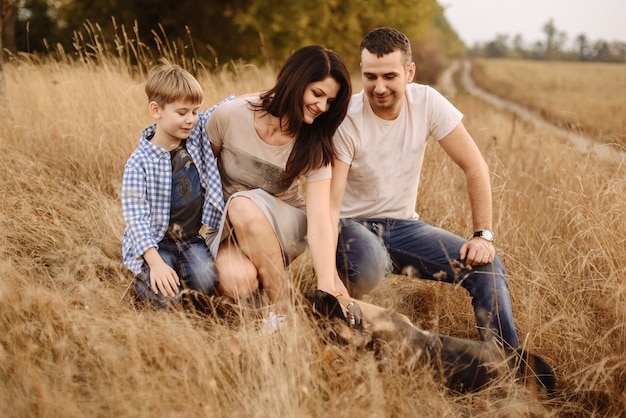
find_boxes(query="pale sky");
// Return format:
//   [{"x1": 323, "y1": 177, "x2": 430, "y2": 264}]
[{"x1": 442, "y1": 0, "x2": 626, "y2": 47}]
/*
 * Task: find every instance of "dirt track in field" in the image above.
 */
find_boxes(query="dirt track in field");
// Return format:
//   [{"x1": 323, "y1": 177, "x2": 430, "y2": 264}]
[{"x1": 438, "y1": 60, "x2": 626, "y2": 165}]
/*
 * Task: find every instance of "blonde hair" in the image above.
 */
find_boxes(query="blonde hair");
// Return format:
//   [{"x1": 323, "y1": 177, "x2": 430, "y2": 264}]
[{"x1": 145, "y1": 60, "x2": 203, "y2": 106}]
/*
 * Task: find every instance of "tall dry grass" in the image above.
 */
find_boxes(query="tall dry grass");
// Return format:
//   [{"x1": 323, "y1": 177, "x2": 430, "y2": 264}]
[
  {"x1": 1, "y1": 52, "x2": 625, "y2": 417},
  {"x1": 470, "y1": 58, "x2": 626, "y2": 149}
]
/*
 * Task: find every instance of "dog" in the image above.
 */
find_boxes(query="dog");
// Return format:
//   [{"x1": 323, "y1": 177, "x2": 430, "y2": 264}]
[
  {"x1": 179, "y1": 287, "x2": 555, "y2": 395},
  {"x1": 312, "y1": 290, "x2": 556, "y2": 396}
]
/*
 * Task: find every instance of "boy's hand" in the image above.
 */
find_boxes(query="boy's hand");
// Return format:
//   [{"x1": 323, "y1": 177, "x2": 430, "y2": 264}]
[
  {"x1": 149, "y1": 262, "x2": 181, "y2": 297},
  {"x1": 144, "y1": 247, "x2": 181, "y2": 297}
]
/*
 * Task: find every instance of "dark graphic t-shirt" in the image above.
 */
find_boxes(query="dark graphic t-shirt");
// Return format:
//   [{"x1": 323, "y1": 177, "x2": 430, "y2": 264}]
[{"x1": 166, "y1": 140, "x2": 204, "y2": 241}]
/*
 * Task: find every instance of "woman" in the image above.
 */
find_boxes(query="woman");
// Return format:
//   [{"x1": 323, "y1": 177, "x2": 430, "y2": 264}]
[{"x1": 206, "y1": 45, "x2": 352, "y2": 318}]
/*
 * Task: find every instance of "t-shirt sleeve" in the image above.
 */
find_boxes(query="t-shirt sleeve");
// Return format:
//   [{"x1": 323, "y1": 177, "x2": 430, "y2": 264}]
[
  {"x1": 305, "y1": 163, "x2": 332, "y2": 183},
  {"x1": 426, "y1": 87, "x2": 464, "y2": 141},
  {"x1": 333, "y1": 121, "x2": 356, "y2": 166},
  {"x1": 206, "y1": 102, "x2": 227, "y2": 148}
]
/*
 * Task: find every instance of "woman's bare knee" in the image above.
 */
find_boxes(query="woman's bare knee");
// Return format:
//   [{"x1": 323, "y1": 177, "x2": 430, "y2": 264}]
[
  {"x1": 215, "y1": 243, "x2": 259, "y2": 300},
  {"x1": 216, "y1": 267, "x2": 258, "y2": 300},
  {"x1": 228, "y1": 196, "x2": 265, "y2": 226}
]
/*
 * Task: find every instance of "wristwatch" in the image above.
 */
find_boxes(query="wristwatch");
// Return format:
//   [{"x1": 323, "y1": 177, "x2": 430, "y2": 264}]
[{"x1": 473, "y1": 229, "x2": 494, "y2": 242}]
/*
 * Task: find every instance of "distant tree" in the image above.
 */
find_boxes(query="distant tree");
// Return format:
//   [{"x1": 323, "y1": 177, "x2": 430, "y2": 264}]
[
  {"x1": 608, "y1": 41, "x2": 626, "y2": 62},
  {"x1": 511, "y1": 33, "x2": 526, "y2": 58},
  {"x1": 530, "y1": 40, "x2": 544, "y2": 59},
  {"x1": 229, "y1": 0, "x2": 357, "y2": 64},
  {"x1": 592, "y1": 40, "x2": 610, "y2": 62},
  {"x1": 575, "y1": 33, "x2": 589, "y2": 61},
  {"x1": 463, "y1": 16, "x2": 623, "y2": 62},
  {"x1": 1, "y1": 0, "x2": 15, "y2": 54},
  {"x1": 542, "y1": 18, "x2": 559, "y2": 59},
  {"x1": 15, "y1": 0, "x2": 62, "y2": 53},
  {"x1": 0, "y1": 0, "x2": 457, "y2": 78},
  {"x1": 228, "y1": 0, "x2": 445, "y2": 70},
  {"x1": 0, "y1": 0, "x2": 13, "y2": 111},
  {"x1": 431, "y1": 5, "x2": 466, "y2": 59},
  {"x1": 485, "y1": 34, "x2": 509, "y2": 57},
  {"x1": 555, "y1": 31, "x2": 567, "y2": 58}
]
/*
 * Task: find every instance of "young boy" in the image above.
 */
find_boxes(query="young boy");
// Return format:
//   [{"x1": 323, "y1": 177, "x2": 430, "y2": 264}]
[{"x1": 121, "y1": 62, "x2": 231, "y2": 308}]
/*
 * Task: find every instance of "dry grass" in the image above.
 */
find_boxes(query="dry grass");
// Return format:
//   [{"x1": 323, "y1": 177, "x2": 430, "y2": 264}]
[
  {"x1": 470, "y1": 58, "x2": 626, "y2": 148},
  {"x1": 1, "y1": 55, "x2": 625, "y2": 417}
]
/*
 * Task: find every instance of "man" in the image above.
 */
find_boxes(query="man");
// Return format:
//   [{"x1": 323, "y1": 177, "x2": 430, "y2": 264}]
[{"x1": 330, "y1": 27, "x2": 520, "y2": 348}]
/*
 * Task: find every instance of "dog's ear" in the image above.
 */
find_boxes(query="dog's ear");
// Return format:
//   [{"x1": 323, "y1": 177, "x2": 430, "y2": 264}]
[
  {"x1": 312, "y1": 290, "x2": 364, "y2": 329},
  {"x1": 513, "y1": 348, "x2": 557, "y2": 397},
  {"x1": 312, "y1": 290, "x2": 348, "y2": 322}
]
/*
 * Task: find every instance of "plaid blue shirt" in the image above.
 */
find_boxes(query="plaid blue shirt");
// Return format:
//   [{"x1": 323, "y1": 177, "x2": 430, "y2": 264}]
[{"x1": 121, "y1": 95, "x2": 234, "y2": 273}]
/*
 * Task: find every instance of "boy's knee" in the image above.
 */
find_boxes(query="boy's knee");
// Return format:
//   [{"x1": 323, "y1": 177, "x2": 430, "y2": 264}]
[
  {"x1": 190, "y1": 275, "x2": 219, "y2": 294},
  {"x1": 133, "y1": 276, "x2": 175, "y2": 309},
  {"x1": 186, "y1": 262, "x2": 219, "y2": 293}
]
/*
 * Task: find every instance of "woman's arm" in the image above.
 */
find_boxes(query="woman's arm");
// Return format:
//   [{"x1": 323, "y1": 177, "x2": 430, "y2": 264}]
[{"x1": 305, "y1": 178, "x2": 349, "y2": 297}]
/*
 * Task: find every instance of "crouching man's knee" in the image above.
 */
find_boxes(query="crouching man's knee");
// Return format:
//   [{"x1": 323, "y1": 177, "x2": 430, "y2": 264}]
[{"x1": 337, "y1": 251, "x2": 390, "y2": 299}]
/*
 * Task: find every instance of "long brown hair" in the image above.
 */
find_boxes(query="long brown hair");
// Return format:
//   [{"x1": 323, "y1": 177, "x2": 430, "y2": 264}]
[{"x1": 254, "y1": 46, "x2": 351, "y2": 183}]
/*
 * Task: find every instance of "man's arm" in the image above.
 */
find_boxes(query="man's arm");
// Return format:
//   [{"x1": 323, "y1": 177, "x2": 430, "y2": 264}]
[{"x1": 438, "y1": 121, "x2": 495, "y2": 266}]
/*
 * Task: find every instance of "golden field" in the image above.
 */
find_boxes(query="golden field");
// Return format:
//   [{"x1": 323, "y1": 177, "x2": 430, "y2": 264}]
[
  {"x1": 0, "y1": 55, "x2": 625, "y2": 417},
  {"x1": 470, "y1": 58, "x2": 626, "y2": 148}
]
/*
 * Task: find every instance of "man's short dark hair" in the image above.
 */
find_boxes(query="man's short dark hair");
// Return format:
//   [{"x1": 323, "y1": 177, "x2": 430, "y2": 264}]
[{"x1": 360, "y1": 27, "x2": 412, "y2": 70}]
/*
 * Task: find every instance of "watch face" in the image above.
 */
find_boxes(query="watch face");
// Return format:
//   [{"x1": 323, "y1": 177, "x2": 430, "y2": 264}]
[{"x1": 481, "y1": 230, "x2": 494, "y2": 241}]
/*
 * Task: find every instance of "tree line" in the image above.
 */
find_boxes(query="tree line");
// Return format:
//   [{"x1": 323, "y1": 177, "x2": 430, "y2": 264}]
[
  {"x1": 468, "y1": 19, "x2": 626, "y2": 62},
  {"x1": 3, "y1": 2, "x2": 620, "y2": 82},
  {"x1": 0, "y1": 0, "x2": 465, "y2": 82}
]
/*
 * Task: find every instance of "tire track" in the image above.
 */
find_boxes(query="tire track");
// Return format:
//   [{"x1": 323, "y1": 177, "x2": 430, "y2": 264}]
[{"x1": 439, "y1": 60, "x2": 626, "y2": 164}]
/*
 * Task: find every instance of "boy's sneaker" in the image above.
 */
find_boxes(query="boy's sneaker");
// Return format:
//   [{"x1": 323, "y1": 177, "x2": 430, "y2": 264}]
[
  {"x1": 239, "y1": 290, "x2": 266, "y2": 310},
  {"x1": 259, "y1": 311, "x2": 288, "y2": 336}
]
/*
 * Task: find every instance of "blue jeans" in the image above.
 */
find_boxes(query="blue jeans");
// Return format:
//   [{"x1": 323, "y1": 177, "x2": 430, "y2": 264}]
[
  {"x1": 134, "y1": 236, "x2": 218, "y2": 308},
  {"x1": 336, "y1": 218, "x2": 520, "y2": 348}
]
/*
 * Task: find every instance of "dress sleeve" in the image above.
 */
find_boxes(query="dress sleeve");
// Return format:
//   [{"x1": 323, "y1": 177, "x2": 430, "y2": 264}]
[
  {"x1": 206, "y1": 94, "x2": 236, "y2": 147},
  {"x1": 304, "y1": 163, "x2": 332, "y2": 183}
]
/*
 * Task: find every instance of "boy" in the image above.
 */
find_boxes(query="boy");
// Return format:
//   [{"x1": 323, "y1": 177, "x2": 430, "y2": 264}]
[{"x1": 121, "y1": 62, "x2": 231, "y2": 307}]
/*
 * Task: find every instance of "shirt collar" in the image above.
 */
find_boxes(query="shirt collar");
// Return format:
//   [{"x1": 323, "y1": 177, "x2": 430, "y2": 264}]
[{"x1": 139, "y1": 124, "x2": 170, "y2": 160}]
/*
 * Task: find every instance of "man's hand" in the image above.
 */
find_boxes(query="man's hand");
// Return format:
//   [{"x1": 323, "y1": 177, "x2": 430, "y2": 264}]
[{"x1": 460, "y1": 237, "x2": 495, "y2": 266}]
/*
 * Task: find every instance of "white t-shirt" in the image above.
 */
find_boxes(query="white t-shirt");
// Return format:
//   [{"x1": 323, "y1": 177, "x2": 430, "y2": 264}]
[
  {"x1": 207, "y1": 96, "x2": 331, "y2": 210},
  {"x1": 334, "y1": 84, "x2": 463, "y2": 219}
]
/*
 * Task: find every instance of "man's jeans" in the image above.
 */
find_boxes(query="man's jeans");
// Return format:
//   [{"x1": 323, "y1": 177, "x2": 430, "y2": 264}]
[
  {"x1": 134, "y1": 236, "x2": 218, "y2": 308},
  {"x1": 336, "y1": 218, "x2": 520, "y2": 348}
]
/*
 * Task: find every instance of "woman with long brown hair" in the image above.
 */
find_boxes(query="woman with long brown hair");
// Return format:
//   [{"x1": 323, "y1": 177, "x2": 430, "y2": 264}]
[{"x1": 205, "y1": 46, "x2": 352, "y2": 331}]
